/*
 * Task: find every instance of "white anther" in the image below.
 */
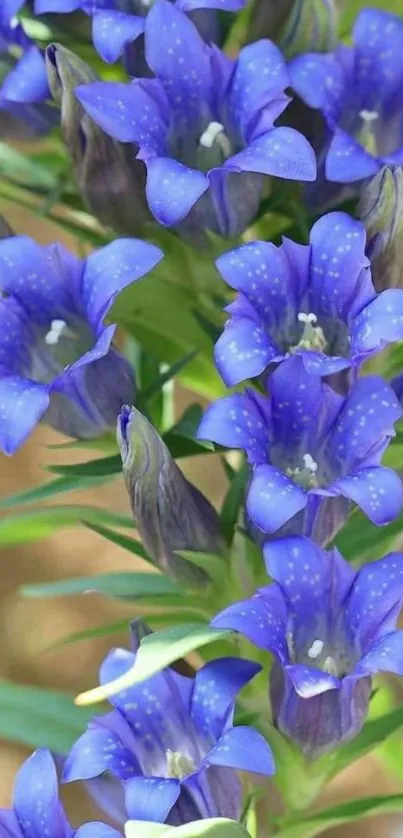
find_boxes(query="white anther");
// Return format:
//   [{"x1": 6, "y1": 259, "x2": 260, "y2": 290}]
[
  {"x1": 323, "y1": 655, "x2": 339, "y2": 677},
  {"x1": 199, "y1": 121, "x2": 225, "y2": 148},
  {"x1": 302, "y1": 453, "x2": 318, "y2": 473},
  {"x1": 359, "y1": 109, "x2": 379, "y2": 123},
  {"x1": 44, "y1": 319, "x2": 67, "y2": 346},
  {"x1": 307, "y1": 639, "x2": 324, "y2": 660},
  {"x1": 297, "y1": 312, "x2": 317, "y2": 325}
]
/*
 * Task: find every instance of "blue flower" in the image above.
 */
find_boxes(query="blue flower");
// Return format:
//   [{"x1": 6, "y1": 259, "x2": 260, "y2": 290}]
[
  {"x1": 0, "y1": 748, "x2": 121, "y2": 838},
  {"x1": 63, "y1": 648, "x2": 274, "y2": 825},
  {"x1": 0, "y1": 235, "x2": 163, "y2": 454},
  {"x1": 35, "y1": 0, "x2": 245, "y2": 66},
  {"x1": 0, "y1": 20, "x2": 55, "y2": 137},
  {"x1": 214, "y1": 211, "x2": 403, "y2": 385},
  {"x1": 74, "y1": 0, "x2": 316, "y2": 237},
  {"x1": 213, "y1": 536, "x2": 403, "y2": 759},
  {"x1": 290, "y1": 9, "x2": 403, "y2": 184},
  {"x1": 198, "y1": 356, "x2": 403, "y2": 538}
]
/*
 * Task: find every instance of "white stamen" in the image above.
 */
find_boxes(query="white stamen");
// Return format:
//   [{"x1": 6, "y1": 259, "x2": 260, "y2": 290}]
[
  {"x1": 166, "y1": 750, "x2": 195, "y2": 780},
  {"x1": 359, "y1": 109, "x2": 379, "y2": 123},
  {"x1": 323, "y1": 655, "x2": 339, "y2": 677},
  {"x1": 307, "y1": 639, "x2": 324, "y2": 660},
  {"x1": 302, "y1": 453, "x2": 318, "y2": 473},
  {"x1": 298, "y1": 312, "x2": 317, "y2": 325},
  {"x1": 44, "y1": 319, "x2": 67, "y2": 346},
  {"x1": 199, "y1": 121, "x2": 225, "y2": 149}
]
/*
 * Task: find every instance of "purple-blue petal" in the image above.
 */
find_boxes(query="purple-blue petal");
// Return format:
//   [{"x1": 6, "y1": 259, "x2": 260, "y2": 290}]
[
  {"x1": 83, "y1": 238, "x2": 163, "y2": 329},
  {"x1": 355, "y1": 630, "x2": 403, "y2": 678},
  {"x1": 191, "y1": 658, "x2": 261, "y2": 740},
  {"x1": 331, "y1": 466, "x2": 403, "y2": 526},
  {"x1": 179, "y1": 0, "x2": 245, "y2": 9},
  {"x1": 92, "y1": 11, "x2": 144, "y2": 63},
  {"x1": 76, "y1": 81, "x2": 168, "y2": 151},
  {"x1": 227, "y1": 39, "x2": 289, "y2": 141},
  {"x1": 289, "y1": 53, "x2": 344, "y2": 112},
  {"x1": 2, "y1": 47, "x2": 49, "y2": 104},
  {"x1": 63, "y1": 716, "x2": 139, "y2": 783},
  {"x1": 326, "y1": 129, "x2": 380, "y2": 183},
  {"x1": 206, "y1": 726, "x2": 274, "y2": 775},
  {"x1": 227, "y1": 127, "x2": 317, "y2": 182},
  {"x1": 247, "y1": 464, "x2": 308, "y2": 534},
  {"x1": 0, "y1": 376, "x2": 50, "y2": 455},
  {"x1": 35, "y1": 0, "x2": 80, "y2": 10},
  {"x1": 0, "y1": 809, "x2": 21, "y2": 838},
  {"x1": 211, "y1": 586, "x2": 288, "y2": 660},
  {"x1": 13, "y1": 750, "x2": 70, "y2": 838},
  {"x1": 353, "y1": 9, "x2": 403, "y2": 100},
  {"x1": 145, "y1": 0, "x2": 212, "y2": 129},
  {"x1": 0, "y1": 0, "x2": 25, "y2": 25},
  {"x1": 285, "y1": 663, "x2": 340, "y2": 698},
  {"x1": 351, "y1": 289, "x2": 403, "y2": 355},
  {"x1": 197, "y1": 392, "x2": 269, "y2": 463},
  {"x1": 146, "y1": 157, "x2": 209, "y2": 226},
  {"x1": 214, "y1": 317, "x2": 278, "y2": 387},
  {"x1": 346, "y1": 552, "x2": 403, "y2": 650},
  {"x1": 308, "y1": 211, "x2": 373, "y2": 321},
  {"x1": 124, "y1": 776, "x2": 181, "y2": 823},
  {"x1": 75, "y1": 824, "x2": 121, "y2": 838}
]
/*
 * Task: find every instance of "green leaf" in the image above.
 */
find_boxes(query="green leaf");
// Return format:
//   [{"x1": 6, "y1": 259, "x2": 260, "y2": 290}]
[
  {"x1": 175, "y1": 550, "x2": 226, "y2": 587},
  {"x1": 143, "y1": 350, "x2": 198, "y2": 400},
  {"x1": 163, "y1": 405, "x2": 213, "y2": 459},
  {"x1": 0, "y1": 506, "x2": 133, "y2": 546},
  {"x1": 48, "y1": 453, "x2": 121, "y2": 477},
  {"x1": 125, "y1": 820, "x2": 250, "y2": 837},
  {"x1": 20, "y1": 572, "x2": 182, "y2": 601},
  {"x1": 0, "y1": 473, "x2": 115, "y2": 510},
  {"x1": 220, "y1": 462, "x2": 248, "y2": 545},
  {"x1": 0, "y1": 142, "x2": 58, "y2": 191},
  {"x1": 49, "y1": 619, "x2": 132, "y2": 649},
  {"x1": 75, "y1": 623, "x2": 232, "y2": 705},
  {"x1": 277, "y1": 795, "x2": 403, "y2": 838},
  {"x1": 82, "y1": 521, "x2": 151, "y2": 564},
  {"x1": 0, "y1": 681, "x2": 100, "y2": 754},
  {"x1": 334, "y1": 507, "x2": 403, "y2": 563}
]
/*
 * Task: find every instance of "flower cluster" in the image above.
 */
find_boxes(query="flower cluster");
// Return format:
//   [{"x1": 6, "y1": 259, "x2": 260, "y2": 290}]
[{"x1": 3, "y1": 0, "x2": 403, "y2": 835}]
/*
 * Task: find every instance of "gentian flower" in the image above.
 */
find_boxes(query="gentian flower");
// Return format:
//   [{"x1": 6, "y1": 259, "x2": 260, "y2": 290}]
[
  {"x1": 290, "y1": 9, "x2": 403, "y2": 185},
  {"x1": 214, "y1": 211, "x2": 403, "y2": 385},
  {"x1": 75, "y1": 0, "x2": 316, "y2": 238},
  {"x1": 63, "y1": 647, "x2": 274, "y2": 825},
  {"x1": 0, "y1": 234, "x2": 163, "y2": 454},
  {"x1": 35, "y1": 0, "x2": 245, "y2": 67},
  {"x1": 0, "y1": 20, "x2": 55, "y2": 137},
  {"x1": 118, "y1": 405, "x2": 226, "y2": 587},
  {"x1": 198, "y1": 356, "x2": 403, "y2": 538},
  {"x1": 213, "y1": 536, "x2": 403, "y2": 760},
  {"x1": 0, "y1": 748, "x2": 121, "y2": 837},
  {"x1": 359, "y1": 165, "x2": 403, "y2": 294}
]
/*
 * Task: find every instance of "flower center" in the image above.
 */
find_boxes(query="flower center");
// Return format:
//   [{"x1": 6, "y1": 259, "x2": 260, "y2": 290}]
[
  {"x1": 290, "y1": 313, "x2": 327, "y2": 354},
  {"x1": 357, "y1": 109, "x2": 379, "y2": 156},
  {"x1": 307, "y1": 639, "x2": 339, "y2": 676},
  {"x1": 286, "y1": 452, "x2": 319, "y2": 489},
  {"x1": 44, "y1": 319, "x2": 69, "y2": 346},
  {"x1": 197, "y1": 121, "x2": 232, "y2": 171},
  {"x1": 166, "y1": 750, "x2": 195, "y2": 780}
]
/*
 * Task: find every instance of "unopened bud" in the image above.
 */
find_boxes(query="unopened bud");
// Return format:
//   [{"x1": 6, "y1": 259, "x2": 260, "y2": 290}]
[
  {"x1": 117, "y1": 405, "x2": 226, "y2": 587},
  {"x1": 248, "y1": 0, "x2": 337, "y2": 56},
  {"x1": 359, "y1": 165, "x2": 403, "y2": 293}
]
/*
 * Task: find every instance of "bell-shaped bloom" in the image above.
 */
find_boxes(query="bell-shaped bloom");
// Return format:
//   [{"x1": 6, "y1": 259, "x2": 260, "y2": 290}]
[
  {"x1": 35, "y1": 0, "x2": 245, "y2": 67},
  {"x1": 118, "y1": 405, "x2": 226, "y2": 587},
  {"x1": 0, "y1": 19, "x2": 55, "y2": 137},
  {"x1": 74, "y1": 0, "x2": 316, "y2": 238},
  {"x1": 290, "y1": 9, "x2": 403, "y2": 185},
  {"x1": 0, "y1": 748, "x2": 121, "y2": 837},
  {"x1": 46, "y1": 43, "x2": 152, "y2": 237},
  {"x1": 63, "y1": 646, "x2": 274, "y2": 825},
  {"x1": 359, "y1": 165, "x2": 403, "y2": 294},
  {"x1": 214, "y1": 212, "x2": 403, "y2": 385},
  {"x1": 213, "y1": 536, "x2": 403, "y2": 760},
  {"x1": 198, "y1": 356, "x2": 403, "y2": 539},
  {"x1": 0, "y1": 235, "x2": 163, "y2": 454},
  {"x1": 248, "y1": 0, "x2": 337, "y2": 58}
]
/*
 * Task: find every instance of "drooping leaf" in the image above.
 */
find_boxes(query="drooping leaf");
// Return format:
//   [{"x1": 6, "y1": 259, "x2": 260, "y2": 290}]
[
  {"x1": 0, "y1": 473, "x2": 115, "y2": 510},
  {"x1": 0, "y1": 681, "x2": 101, "y2": 754},
  {"x1": 0, "y1": 506, "x2": 133, "y2": 546},
  {"x1": 48, "y1": 454, "x2": 121, "y2": 478},
  {"x1": 82, "y1": 521, "x2": 151, "y2": 564},
  {"x1": 277, "y1": 795, "x2": 403, "y2": 838},
  {"x1": 20, "y1": 572, "x2": 182, "y2": 601},
  {"x1": 220, "y1": 462, "x2": 249, "y2": 545},
  {"x1": 125, "y1": 820, "x2": 251, "y2": 838},
  {"x1": 143, "y1": 350, "x2": 198, "y2": 400}
]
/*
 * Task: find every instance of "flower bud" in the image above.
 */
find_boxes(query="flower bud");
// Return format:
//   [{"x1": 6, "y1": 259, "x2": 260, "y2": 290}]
[
  {"x1": 46, "y1": 43, "x2": 152, "y2": 236},
  {"x1": 248, "y1": 0, "x2": 337, "y2": 57},
  {"x1": 358, "y1": 165, "x2": 403, "y2": 293},
  {"x1": 117, "y1": 405, "x2": 226, "y2": 587}
]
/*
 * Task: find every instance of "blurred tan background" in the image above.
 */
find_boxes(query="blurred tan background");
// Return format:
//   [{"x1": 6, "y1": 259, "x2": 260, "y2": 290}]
[{"x1": 0, "y1": 204, "x2": 402, "y2": 836}]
